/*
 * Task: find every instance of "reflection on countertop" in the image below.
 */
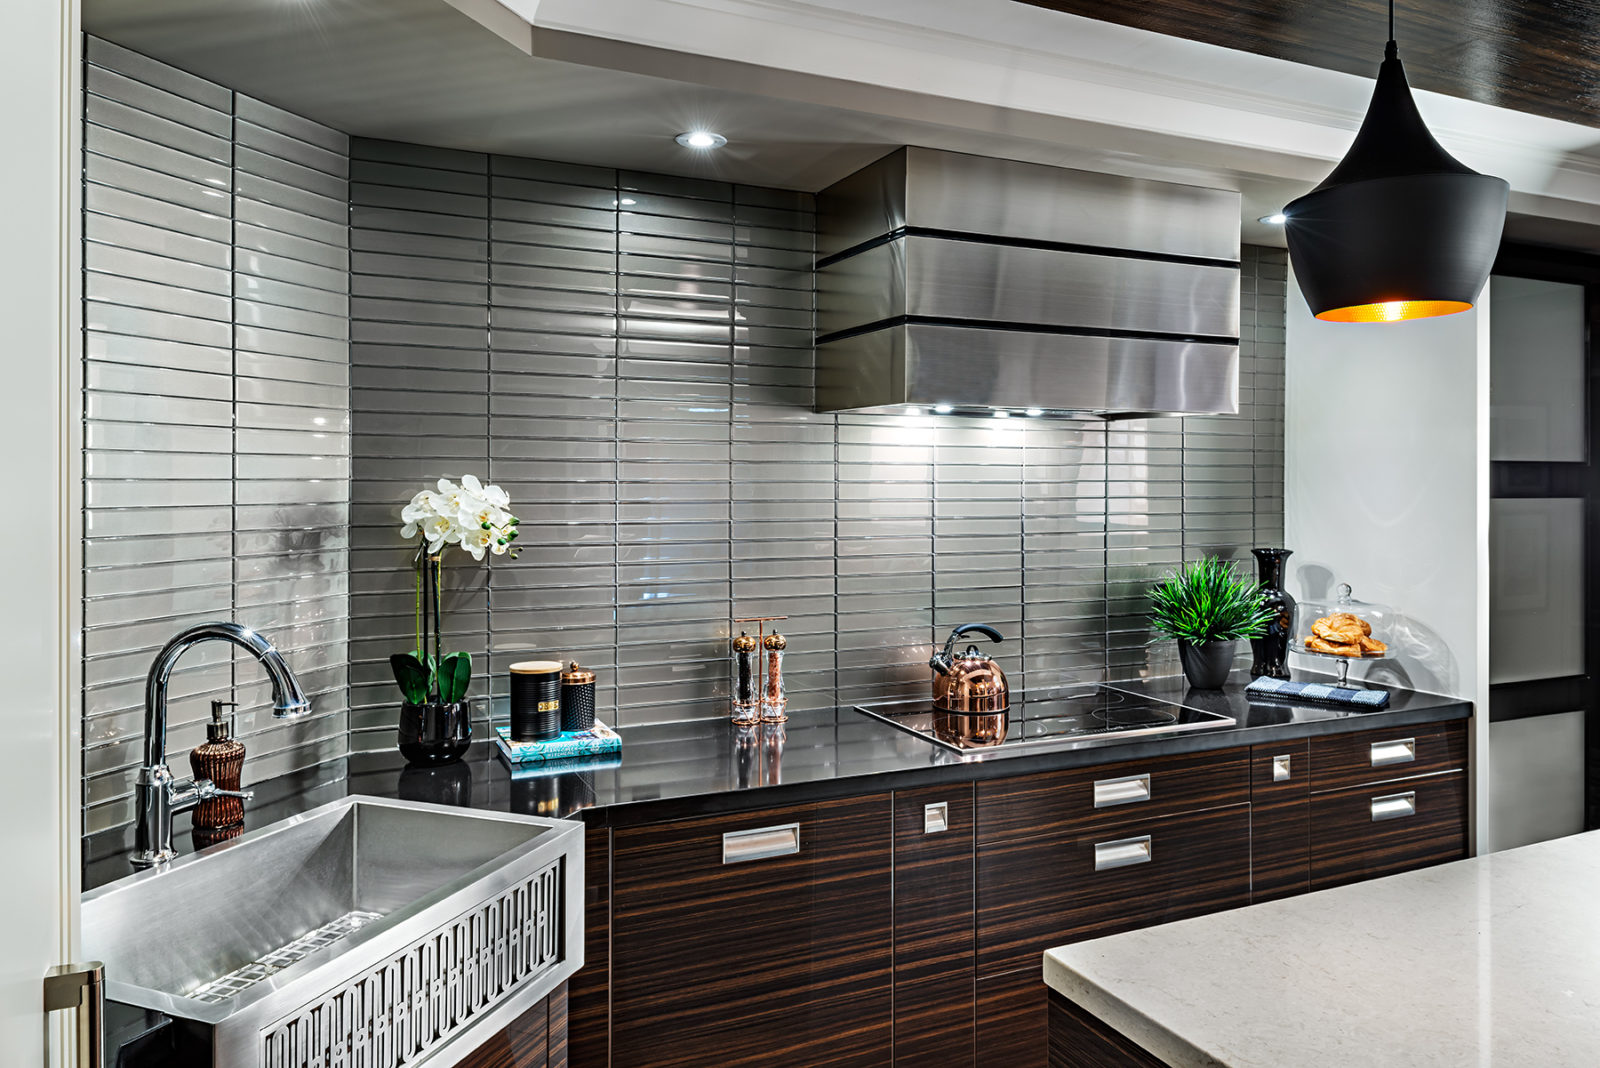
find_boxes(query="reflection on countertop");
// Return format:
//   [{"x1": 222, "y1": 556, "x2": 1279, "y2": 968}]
[
  {"x1": 85, "y1": 671, "x2": 1472, "y2": 886},
  {"x1": 346, "y1": 674, "x2": 1469, "y2": 826}
]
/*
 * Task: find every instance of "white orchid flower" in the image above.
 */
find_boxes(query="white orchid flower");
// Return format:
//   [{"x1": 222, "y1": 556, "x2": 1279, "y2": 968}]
[{"x1": 398, "y1": 474, "x2": 520, "y2": 560}]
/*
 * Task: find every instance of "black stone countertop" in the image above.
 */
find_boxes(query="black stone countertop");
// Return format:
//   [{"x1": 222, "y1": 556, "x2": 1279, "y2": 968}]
[{"x1": 347, "y1": 673, "x2": 1471, "y2": 826}]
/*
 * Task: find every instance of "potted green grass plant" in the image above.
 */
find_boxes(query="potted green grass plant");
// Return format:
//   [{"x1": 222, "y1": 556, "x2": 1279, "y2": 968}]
[{"x1": 1148, "y1": 556, "x2": 1274, "y2": 688}]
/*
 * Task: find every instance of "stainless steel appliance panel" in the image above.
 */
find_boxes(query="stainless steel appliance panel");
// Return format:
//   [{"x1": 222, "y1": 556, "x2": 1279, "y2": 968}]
[
  {"x1": 817, "y1": 324, "x2": 1238, "y2": 415},
  {"x1": 817, "y1": 147, "x2": 1240, "y2": 262},
  {"x1": 817, "y1": 236, "x2": 1240, "y2": 339}
]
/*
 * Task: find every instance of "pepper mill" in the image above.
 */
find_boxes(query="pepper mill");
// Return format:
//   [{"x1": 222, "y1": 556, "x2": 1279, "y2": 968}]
[
  {"x1": 761, "y1": 631, "x2": 787, "y2": 722},
  {"x1": 731, "y1": 632, "x2": 759, "y2": 724},
  {"x1": 190, "y1": 699, "x2": 247, "y2": 830}
]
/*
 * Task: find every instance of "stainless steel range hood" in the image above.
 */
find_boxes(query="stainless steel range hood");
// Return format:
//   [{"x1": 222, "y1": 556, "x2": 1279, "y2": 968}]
[{"x1": 815, "y1": 148, "x2": 1242, "y2": 418}]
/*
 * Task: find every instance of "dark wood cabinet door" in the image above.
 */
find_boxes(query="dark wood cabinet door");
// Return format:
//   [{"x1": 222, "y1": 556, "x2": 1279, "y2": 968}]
[
  {"x1": 894, "y1": 783, "x2": 976, "y2": 1067},
  {"x1": 1309, "y1": 722, "x2": 1467, "y2": 793},
  {"x1": 1309, "y1": 771, "x2": 1468, "y2": 890},
  {"x1": 1250, "y1": 740, "x2": 1310, "y2": 902},
  {"x1": 1046, "y1": 990, "x2": 1166, "y2": 1068},
  {"x1": 977, "y1": 747, "x2": 1250, "y2": 847},
  {"x1": 458, "y1": 983, "x2": 568, "y2": 1068},
  {"x1": 975, "y1": 968, "x2": 1049, "y2": 1068},
  {"x1": 568, "y1": 825, "x2": 608, "y2": 1068},
  {"x1": 977, "y1": 804, "x2": 1251, "y2": 977},
  {"x1": 609, "y1": 794, "x2": 893, "y2": 1068}
]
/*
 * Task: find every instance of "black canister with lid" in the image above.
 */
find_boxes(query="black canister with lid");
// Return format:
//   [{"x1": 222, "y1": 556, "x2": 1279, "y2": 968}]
[
  {"x1": 510, "y1": 660, "x2": 563, "y2": 740},
  {"x1": 560, "y1": 661, "x2": 597, "y2": 732}
]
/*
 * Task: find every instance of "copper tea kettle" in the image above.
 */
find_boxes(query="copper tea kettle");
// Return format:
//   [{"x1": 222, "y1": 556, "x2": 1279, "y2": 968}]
[{"x1": 928, "y1": 623, "x2": 1009, "y2": 714}]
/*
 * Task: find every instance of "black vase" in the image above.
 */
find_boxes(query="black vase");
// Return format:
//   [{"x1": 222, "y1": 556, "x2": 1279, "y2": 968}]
[
  {"x1": 1178, "y1": 639, "x2": 1236, "y2": 689},
  {"x1": 1249, "y1": 548, "x2": 1296, "y2": 680},
  {"x1": 398, "y1": 701, "x2": 471, "y2": 766}
]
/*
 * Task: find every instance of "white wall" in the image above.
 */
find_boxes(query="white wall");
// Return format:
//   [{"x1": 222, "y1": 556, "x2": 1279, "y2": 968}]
[
  {"x1": 0, "y1": 0, "x2": 80, "y2": 1060},
  {"x1": 1284, "y1": 278, "x2": 1491, "y2": 850}
]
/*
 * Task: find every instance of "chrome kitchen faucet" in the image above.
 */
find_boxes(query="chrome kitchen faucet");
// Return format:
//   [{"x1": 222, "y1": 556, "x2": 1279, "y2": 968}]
[{"x1": 130, "y1": 622, "x2": 311, "y2": 868}]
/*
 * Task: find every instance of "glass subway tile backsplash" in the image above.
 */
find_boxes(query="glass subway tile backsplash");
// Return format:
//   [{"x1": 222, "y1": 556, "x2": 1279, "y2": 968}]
[
  {"x1": 348, "y1": 137, "x2": 1287, "y2": 745},
  {"x1": 81, "y1": 38, "x2": 350, "y2": 873},
  {"x1": 77, "y1": 38, "x2": 1287, "y2": 837}
]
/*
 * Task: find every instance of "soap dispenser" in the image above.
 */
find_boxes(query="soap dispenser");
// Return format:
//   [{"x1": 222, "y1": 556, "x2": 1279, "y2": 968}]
[{"x1": 191, "y1": 699, "x2": 247, "y2": 831}]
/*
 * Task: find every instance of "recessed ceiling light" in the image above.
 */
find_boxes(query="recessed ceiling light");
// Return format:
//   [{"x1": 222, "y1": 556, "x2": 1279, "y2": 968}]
[
  {"x1": 933, "y1": 404, "x2": 954, "y2": 414},
  {"x1": 992, "y1": 410, "x2": 1010, "y2": 419},
  {"x1": 1025, "y1": 408, "x2": 1043, "y2": 417},
  {"x1": 1258, "y1": 212, "x2": 1287, "y2": 225},
  {"x1": 676, "y1": 131, "x2": 727, "y2": 150}
]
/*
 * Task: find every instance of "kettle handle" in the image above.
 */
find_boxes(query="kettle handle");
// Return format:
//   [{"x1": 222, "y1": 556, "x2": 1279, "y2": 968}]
[
  {"x1": 947, "y1": 622, "x2": 1003, "y2": 646},
  {"x1": 934, "y1": 620, "x2": 998, "y2": 661}
]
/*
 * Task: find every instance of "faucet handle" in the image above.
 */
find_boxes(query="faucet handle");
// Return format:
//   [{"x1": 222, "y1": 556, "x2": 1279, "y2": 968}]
[{"x1": 194, "y1": 779, "x2": 253, "y2": 802}]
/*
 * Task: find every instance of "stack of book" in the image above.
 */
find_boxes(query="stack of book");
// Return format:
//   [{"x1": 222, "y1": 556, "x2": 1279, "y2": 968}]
[{"x1": 493, "y1": 722, "x2": 621, "y2": 775}]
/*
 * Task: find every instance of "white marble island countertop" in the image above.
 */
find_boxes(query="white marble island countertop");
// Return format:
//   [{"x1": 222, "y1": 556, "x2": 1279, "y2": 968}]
[{"x1": 1044, "y1": 832, "x2": 1600, "y2": 1067}]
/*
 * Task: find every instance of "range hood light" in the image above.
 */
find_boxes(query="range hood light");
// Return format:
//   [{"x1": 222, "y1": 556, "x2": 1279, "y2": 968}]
[
  {"x1": 1025, "y1": 408, "x2": 1044, "y2": 417},
  {"x1": 1283, "y1": 0, "x2": 1507, "y2": 323},
  {"x1": 904, "y1": 406, "x2": 923, "y2": 416},
  {"x1": 992, "y1": 410, "x2": 1010, "y2": 419},
  {"x1": 933, "y1": 404, "x2": 954, "y2": 414}
]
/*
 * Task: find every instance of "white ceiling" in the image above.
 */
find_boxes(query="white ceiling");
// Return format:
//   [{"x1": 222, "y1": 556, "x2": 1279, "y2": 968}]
[{"x1": 83, "y1": 0, "x2": 1600, "y2": 249}]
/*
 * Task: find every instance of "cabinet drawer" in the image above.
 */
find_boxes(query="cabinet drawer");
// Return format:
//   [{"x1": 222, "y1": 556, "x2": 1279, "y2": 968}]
[
  {"x1": 977, "y1": 746, "x2": 1250, "y2": 846},
  {"x1": 610, "y1": 794, "x2": 893, "y2": 1067},
  {"x1": 1250, "y1": 741, "x2": 1310, "y2": 903},
  {"x1": 1309, "y1": 771, "x2": 1467, "y2": 891},
  {"x1": 1310, "y1": 721, "x2": 1466, "y2": 793},
  {"x1": 977, "y1": 804, "x2": 1250, "y2": 976}
]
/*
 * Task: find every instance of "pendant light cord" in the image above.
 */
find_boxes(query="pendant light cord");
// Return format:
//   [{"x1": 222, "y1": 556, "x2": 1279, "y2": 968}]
[{"x1": 1387, "y1": 0, "x2": 1397, "y2": 57}]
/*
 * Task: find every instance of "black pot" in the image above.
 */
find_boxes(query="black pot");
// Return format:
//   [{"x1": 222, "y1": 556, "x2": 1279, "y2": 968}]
[
  {"x1": 1178, "y1": 639, "x2": 1236, "y2": 689},
  {"x1": 398, "y1": 701, "x2": 471, "y2": 766},
  {"x1": 1249, "y1": 547, "x2": 1296, "y2": 680}
]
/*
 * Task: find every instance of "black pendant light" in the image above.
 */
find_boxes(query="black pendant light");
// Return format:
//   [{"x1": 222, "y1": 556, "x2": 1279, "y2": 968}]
[{"x1": 1284, "y1": 0, "x2": 1508, "y2": 323}]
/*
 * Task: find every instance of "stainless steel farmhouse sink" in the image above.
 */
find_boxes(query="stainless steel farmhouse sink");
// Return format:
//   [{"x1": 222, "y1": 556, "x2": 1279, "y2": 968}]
[{"x1": 83, "y1": 795, "x2": 584, "y2": 1068}]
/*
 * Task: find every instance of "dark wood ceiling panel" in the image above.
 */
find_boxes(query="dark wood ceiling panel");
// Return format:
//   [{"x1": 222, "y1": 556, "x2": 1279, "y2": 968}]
[{"x1": 1013, "y1": 0, "x2": 1600, "y2": 127}]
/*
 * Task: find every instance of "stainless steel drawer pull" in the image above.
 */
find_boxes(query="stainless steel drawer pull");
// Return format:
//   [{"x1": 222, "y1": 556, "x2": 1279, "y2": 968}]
[
  {"x1": 722, "y1": 823, "x2": 801, "y2": 863},
  {"x1": 1370, "y1": 738, "x2": 1417, "y2": 767},
  {"x1": 1093, "y1": 773, "x2": 1152, "y2": 808},
  {"x1": 1094, "y1": 834, "x2": 1153, "y2": 871},
  {"x1": 1371, "y1": 791, "x2": 1417, "y2": 822},
  {"x1": 924, "y1": 802, "x2": 949, "y2": 834},
  {"x1": 1272, "y1": 754, "x2": 1292, "y2": 782}
]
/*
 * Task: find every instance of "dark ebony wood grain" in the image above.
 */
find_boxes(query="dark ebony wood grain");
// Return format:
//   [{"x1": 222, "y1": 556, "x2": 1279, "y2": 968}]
[
  {"x1": 1046, "y1": 989, "x2": 1167, "y2": 1068},
  {"x1": 568, "y1": 825, "x2": 608, "y2": 1068},
  {"x1": 609, "y1": 794, "x2": 893, "y2": 1067},
  {"x1": 894, "y1": 783, "x2": 976, "y2": 1066},
  {"x1": 1009, "y1": 0, "x2": 1600, "y2": 128},
  {"x1": 1309, "y1": 720, "x2": 1467, "y2": 793},
  {"x1": 977, "y1": 804, "x2": 1251, "y2": 977},
  {"x1": 1250, "y1": 740, "x2": 1310, "y2": 903},
  {"x1": 976, "y1": 747, "x2": 1250, "y2": 848},
  {"x1": 976, "y1": 968, "x2": 1049, "y2": 1068},
  {"x1": 457, "y1": 983, "x2": 567, "y2": 1068},
  {"x1": 1309, "y1": 771, "x2": 1468, "y2": 890}
]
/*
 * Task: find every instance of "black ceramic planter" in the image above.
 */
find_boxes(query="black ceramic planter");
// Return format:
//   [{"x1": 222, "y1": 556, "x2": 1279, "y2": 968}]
[
  {"x1": 1178, "y1": 639, "x2": 1236, "y2": 689},
  {"x1": 398, "y1": 700, "x2": 471, "y2": 766}
]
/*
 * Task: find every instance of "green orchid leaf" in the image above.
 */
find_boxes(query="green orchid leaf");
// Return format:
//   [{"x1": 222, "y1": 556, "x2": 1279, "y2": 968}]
[
  {"x1": 389, "y1": 652, "x2": 431, "y2": 705},
  {"x1": 438, "y1": 650, "x2": 472, "y2": 705}
]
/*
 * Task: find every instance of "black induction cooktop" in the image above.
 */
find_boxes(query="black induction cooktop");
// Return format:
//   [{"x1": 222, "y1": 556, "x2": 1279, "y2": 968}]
[{"x1": 855, "y1": 685, "x2": 1236, "y2": 758}]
